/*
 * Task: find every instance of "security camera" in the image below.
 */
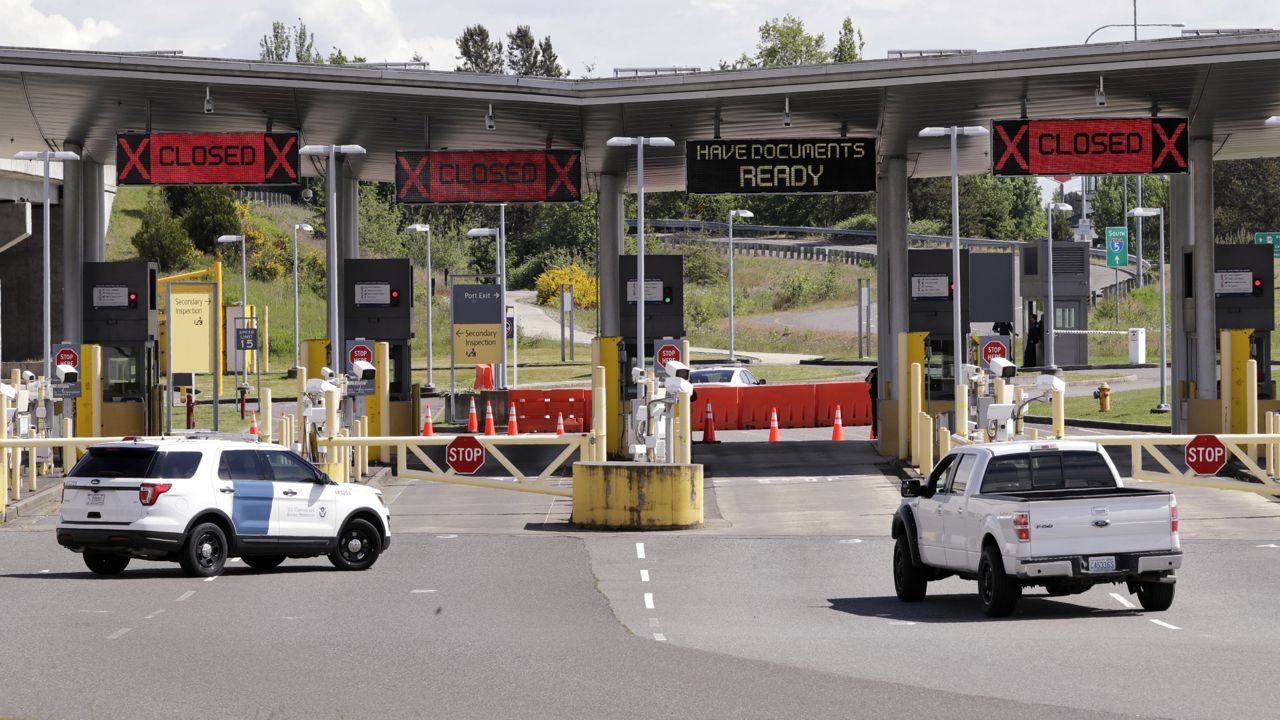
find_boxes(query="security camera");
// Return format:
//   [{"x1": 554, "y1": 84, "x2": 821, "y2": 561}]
[
  {"x1": 485, "y1": 104, "x2": 496, "y2": 130},
  {"x1": 350, "y1": 360, "x2": 376, "y2": 381},
  {"x1": 56, "y1": 364, "x2": 79, "y2": 384},
  {"x1": 630, "y1": 367, "x2": 647, "y2": 383},
  {"x1": 204, "y1": 87, "x2": 214, "y2": 114},
  {"x1": 664, "y1": 375, "x2": 693, "y2": 395},
  {"x1": 1036, "y1": 373, "x2": 1066, "y2": 394},
  {"x1": 988, "y1": 356, "x2": 1017, "y2": 379},
  {"x1": 21, "y1": 370, "x2": 36, "y2": 382},
  {"x1": 664, "y1": 360, "x2": 690, "y2": 379},
  {"x1": 320, "y1": 366, "x2": 336, "y2": 381},
  {"x1": 301, "y1": 188, "x2": 314, "y2": 201}
]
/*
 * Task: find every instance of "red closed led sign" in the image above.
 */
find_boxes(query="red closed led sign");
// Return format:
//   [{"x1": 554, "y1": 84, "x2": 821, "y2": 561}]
[
  {"x1": 991, "y1": 118, "x2": 1188, "y2": 176},
  {"x1": 395, "y1": 149, "x2": 581, "y2": 204},
  {"x1": 116, "y1": 132, "x2": 299, "y2": 185}
]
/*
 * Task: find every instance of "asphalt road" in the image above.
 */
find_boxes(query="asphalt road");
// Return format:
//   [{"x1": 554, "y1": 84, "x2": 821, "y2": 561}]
[{"x1": 4, "y1": 442, "x2": 1279, "y2": 720}]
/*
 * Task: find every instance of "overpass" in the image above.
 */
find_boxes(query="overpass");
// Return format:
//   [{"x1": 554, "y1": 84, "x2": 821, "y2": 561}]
[{"x1": 2, "y1": 32, "x2": 1280, "y2": 433}]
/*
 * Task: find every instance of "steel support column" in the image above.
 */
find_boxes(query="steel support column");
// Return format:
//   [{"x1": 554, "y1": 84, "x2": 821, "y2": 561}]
[
  {"x1": 597, "y1": 173, "x2": 624, "y2": 338},
  {"x1": 1169, "y1": 171, "x2": 1190, "y2": 433},
  {"x1": 1190, "y1": 138, "x2": 1216, "y2": 402},
  {"x1": 335, "y1": 158, "x2": 359, "y2": 348},
  {"x1": 82, "y1": 158, "x2": 104, "y2": 263},
  {"x1": 876, "y1": 156, "x2": 909, "y2": 401},
  {"x1": 61, "y1": 142, "x2": 82, "y2": 345}
]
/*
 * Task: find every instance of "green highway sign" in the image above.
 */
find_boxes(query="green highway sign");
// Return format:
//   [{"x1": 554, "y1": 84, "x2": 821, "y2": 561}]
[
  {"x1": 1106, "y1": 227, "x2": 1128, "y2": 268},
  {"x1": 1254, "y1": 232, "x2": 1280, "y2": 259}
]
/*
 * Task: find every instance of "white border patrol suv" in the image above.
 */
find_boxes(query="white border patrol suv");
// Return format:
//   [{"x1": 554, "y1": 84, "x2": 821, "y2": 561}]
[{"x1": 56, "y1": 437, "x2": 391, "y2": 577}]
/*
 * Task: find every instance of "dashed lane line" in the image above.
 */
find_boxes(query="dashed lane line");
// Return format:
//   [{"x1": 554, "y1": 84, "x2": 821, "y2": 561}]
[
  {"x1": 644, "y1": 592, "x2": 655, "y2": 610},
  {"x1": 144, "y1": 609, "x2": 166, "y2": 620},
  {"x1": 204, "y1": 576, "x2": 217, "y2": 582},
  {"x1": 653, "y1": 633, "x2": 667, "y2": 642},
  {"x1": 1110, "y1": 593, "x2": 1137, "y2": 609},
  {"x1": 410, "y1": 589, "x2": 438, "y2": 594},
  {"x1": 640, "y1": 569, "x2": 650, "y2": 582},
  {"x1": 1150, "y1": 619, "x2": 1181, "y2": 630},
  {"x1": 176, "y1": 591, "x2": 195, "y2": 602},
  {"x1": 635, "y1": 542, "x2": 645, "y2": 559},
  {"x1": 106, "y1": 628, "x2": 132, "y2": 640}
]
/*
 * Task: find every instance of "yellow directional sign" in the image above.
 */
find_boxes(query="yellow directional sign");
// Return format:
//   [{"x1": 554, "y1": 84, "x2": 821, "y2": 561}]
[
  {"x1": 170, "y1": 286, "x2": 216, "y2": 373},
  {"x1": 455, "y1": 323, "x2": 502, "y2": 364}
]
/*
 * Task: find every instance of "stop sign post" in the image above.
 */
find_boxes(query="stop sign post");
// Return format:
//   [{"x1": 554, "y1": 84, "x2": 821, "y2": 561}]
[
  {"x1": 1185, "y1": 434, "x2": 1228, "y2": 475},
  {"x1": 653, "y1": 339, "x2": 683, "y2": 377},
  {"x1": 446, "y1": 435, "x2": 486, "y2": 475}
]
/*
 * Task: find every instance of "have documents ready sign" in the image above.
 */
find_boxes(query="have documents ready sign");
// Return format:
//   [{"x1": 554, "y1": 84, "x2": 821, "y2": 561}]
[{"x1": 686, "y1": 138, "x2": 876, "y2": 194}]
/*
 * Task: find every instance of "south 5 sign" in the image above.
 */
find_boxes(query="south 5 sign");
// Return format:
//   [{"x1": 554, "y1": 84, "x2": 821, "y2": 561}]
[{"x1": 991, "y1": 118, "x2": 1188, "y2": 176}]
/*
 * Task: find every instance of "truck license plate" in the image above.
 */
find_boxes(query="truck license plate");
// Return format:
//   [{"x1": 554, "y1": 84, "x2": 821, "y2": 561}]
[
  {"x1": 1087, "y1": 556, "x2": 1116, "y2": 573},
  {"x1": 87, "y1": 493, "x2": 105, "y2": 506}
]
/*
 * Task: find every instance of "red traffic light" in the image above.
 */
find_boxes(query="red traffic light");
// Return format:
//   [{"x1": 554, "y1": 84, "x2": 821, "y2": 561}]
[
  {"x1": 129, "y1": 293, "x2": 137, "y2": 300},
  {"x1": 391, "y1": 290, "x2": 400, "y2": 298},
  {"x1": 1255, "y1": 279, "x2": 1262, "y2": 287}
]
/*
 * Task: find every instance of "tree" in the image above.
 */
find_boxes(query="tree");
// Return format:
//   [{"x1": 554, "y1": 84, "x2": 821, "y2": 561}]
[
  {"x1": 259, "y1": 19, "x2": 318, "y2": 63},
  {"x1": 506, "y1": 25, "x2": 539, "y2": 75},
  {"x1": 958, "y1": 175, "x2": 1015, "y2": 239},
  {"x1": 756, "y1": 14, "x2": 829, "y2": 66},
  {"x1": 456, "y1": 24, "x2": 504, "y2": 73},
  {"x1": 163, "y1": 186, "x2": 241, "y2": 254},
  {"x1": 132, "y1": 193, "x2": 194, "y2": 271},
  {"x1": 1007, "y1": 177, "x2": 1046, "y2": 241},
  {"x1": 1215, "y1": 159, "x2": 1280, "y2": 241},
  {"x1": 326, "y1": 48, "x2": 367, "y2": 65},
  {"x1": 537, "y1": 37, "x2": 567, "y2": 78},
  {"x1": 830, "y1": 18, "x2": 865, "y2": 62}
]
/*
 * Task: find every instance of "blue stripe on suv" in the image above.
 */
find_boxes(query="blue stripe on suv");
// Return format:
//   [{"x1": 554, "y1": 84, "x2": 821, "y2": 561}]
[{"x1": 232, "y1": 481, "x2": 274, "y2": 535}]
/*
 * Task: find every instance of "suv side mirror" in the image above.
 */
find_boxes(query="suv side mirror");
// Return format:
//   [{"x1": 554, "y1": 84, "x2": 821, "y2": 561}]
[
  {"x1": 900, "y1": 479, "x2": 923, "y2": 497},
  {"x1": 757, "y1": 378, "x2": 767, "y2": 385}
]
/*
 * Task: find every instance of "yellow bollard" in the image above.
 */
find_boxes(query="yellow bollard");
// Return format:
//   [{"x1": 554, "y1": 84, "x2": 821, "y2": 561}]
[
  {"x1": 592, "y1": 366, "x2": 607, "y2": 462},
  {"x1": 1029, "y1": 428, "x2": 1039, "y2": 441},
  {"x1": 938, "y1": 423, "x2": 951, "y2": 458},
  {"x1": 1051, "y1": 389, "x2": 1065, "y2": 439},
  {"x1": 919, "y1": 413, "x2": 934, "y2": 474},
  {"x1": 62, "y1": 417, "x2": 75, "y2": 476},
  {"x1": 909, "y1": 362, "x2": 923, "y2": 464},
  {"x1": 1013, "y1": 386, "x2": 1025, "y2": 435},
  {"x1": 1246, "y1": 359, "x2": 1258, "y2": 459},
  {"x1": 28, "y1": 439, "x2": 37, "y2": 492},
  {"x1": 1220, "y1": 330, "x2": 1233, "y2": 432},
  {"x1": 955, "y1": 384, "x2": 969, "y2": 440},
  {"x1": 1, "y1": 394, "x2": 9, "y2": 508},
  {"x1": 1265, "y1": 412, "x2": 1274, "y2": 478},
  {"x1": 261, "y1": 388, "x2": 273, "y2": 445},
  {"x1": 898, "y1": 333, "x2": 910, "y2": 462}
]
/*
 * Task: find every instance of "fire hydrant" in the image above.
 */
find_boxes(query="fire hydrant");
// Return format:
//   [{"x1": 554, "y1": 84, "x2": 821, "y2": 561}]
[{"x1": 1095, "y1": 382, "x2": 1112, "y2": 412}]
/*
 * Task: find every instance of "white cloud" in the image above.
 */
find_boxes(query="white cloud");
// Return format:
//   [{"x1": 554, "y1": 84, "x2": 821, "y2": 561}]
[{"x1": 0, "y1": 0, "x2": 119, "y2": 49}]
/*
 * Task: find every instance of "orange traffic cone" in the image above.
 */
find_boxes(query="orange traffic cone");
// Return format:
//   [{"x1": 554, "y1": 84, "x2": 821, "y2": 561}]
[
  {"x1": 702, "y1": 402, "x2": 718, "y2": 443},
  {"x1": 767, "y1": 407, "x2": 780, "y2": 442},
  {"x1": 507, "y1": 402, "x2": 520, "y2": 436},
  {"x1": 467, "y1": 397, "x2": 479, "y2": 433},
  {"x1": 248, "y1": 410, "x2": 259, "y2": 436},
  {"x1": 483, "y1": 401, "x2": 496, "y2": 435},
  {"x1": 832, "y1": 405, "x2": 845, "y2": 441},
  {"x1": 421, "y1": 408, "x2": 434, "y2": 436},
  {"x1": 555, "y1": 412, "x2": 566, "y2": 436}
]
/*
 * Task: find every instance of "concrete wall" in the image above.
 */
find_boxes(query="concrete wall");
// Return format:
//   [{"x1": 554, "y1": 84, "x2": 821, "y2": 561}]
[{"x1": 0, "y1": 202, "x2": 64, "y2": 364}]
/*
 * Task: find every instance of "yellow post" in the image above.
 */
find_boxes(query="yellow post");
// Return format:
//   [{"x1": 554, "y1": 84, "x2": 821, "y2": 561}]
[
  {"x1": 897, "y1": 333, "x2": 909, "y2": 461},
  {"x1": 324, "y1": 386, "x2": 339, "y2": 469},
  {"x1": 1029, "y1": 428, "x2": 1038, "y2": 441},
  {"x1": 1051, "y1": 389, "x2": 1065, "y2": 439},
  {"x1": 994, "y1": 377, "x2": 1007, "y2": 406},
  {"x1": 374, "y1": 342, "x2": 391, "y2": 462},
  {"x1": 62, "y1": 417, "x2": 75, "y2": 475},
  {"x1": 1266, "y1": 412, "x2": 1275, "y2": 478},
  {"x1": 295, "y1": 366, "x2": 307, "y2": 453},
  {"x1": 261, "y1": 387, "x2": 273, "y2": 445},
  {"x1": 678, "y1": 386, "x2": 692, "y2": 464},
  {"x1": 1, "y1": 393, "x2": 8, "y2": 508},
  {"x1": 1220, "y1": 330, "x2": 1233, "y2": 433},
  {"x1": 938, "y1": 423, "x2": 951, "y2": 458},
  {"x1": 28, "y1": 437, "x2": 37, "y2": 492},
  {"x1": 919, "y1": 413, "x2": 933, "y2": 474},
  {"x1": 1246, "y1": 359, "x2": 1258, "y2": 458},
  {"x1": 76, "y1": 344, "x2": 102, "y2": 438},
  {"x1": 1013, "y1": 386, "x2": 1024, "y2": 434},
  {"x1": 592, "y1": 366, "x2": 607, "y2": 462},
  {"x1": 909, "y1": 362, "x2": 923, "y2": 464},
  {"x1": 955, "y1": 384, "x2": 969, "y2": 440}
]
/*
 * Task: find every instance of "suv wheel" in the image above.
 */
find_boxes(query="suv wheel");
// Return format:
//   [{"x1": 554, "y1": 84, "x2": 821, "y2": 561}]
[
  {"x1": 84, "y1": 552, "x2": 130, "y2": 576},
  {"x1": 329, "y1": 518, "x2": 381, "y2": 571},
  {"x1": 978, "y1": 545, "x2": 1021, "y2": 617},
  {"x1": 179, "y1": 522, "x2": 228, "y2": 578}
]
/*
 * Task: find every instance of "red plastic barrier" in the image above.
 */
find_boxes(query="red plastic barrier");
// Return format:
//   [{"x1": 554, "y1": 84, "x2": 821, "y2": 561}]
[
  {"x1": 739, "y1": 384, "x2": 817, "y2": 429},
  {"x1": 815, "y1": 382, "x2": 872, "y2": 426},
  {"x1": 690, "y1": 387, "x2": 743, "y2": 432},
  {"x1": 510, "y1": 389, "x2": 593, "y2": 433},
  {"x1": 473, "y1": 364, "x2": 495, "y2": 390}
]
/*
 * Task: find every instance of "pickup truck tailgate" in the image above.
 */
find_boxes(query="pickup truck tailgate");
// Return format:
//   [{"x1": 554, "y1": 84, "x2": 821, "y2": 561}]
[{"x1": 1028, "y1": 494, "x2": 1175, "y2": 557}]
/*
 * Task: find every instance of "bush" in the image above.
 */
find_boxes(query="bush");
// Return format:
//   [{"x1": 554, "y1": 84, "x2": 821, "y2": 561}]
[
  {"x1": 681, "y1": 243, "x2": 726, "y2": 286},
  {"x1": 774, "y1": 270, "x2": 811, "y2": 310},
  {"x1": 534, "y1": 263, "x2": 599, "y2": 309},
  {"x1": 909, "y1": 218, "x2": 946, "y2": 236},
  {"x1": 166, "y1": 186, "x2": 240, "y2": 253},
  {"x1": 131, "y1": 195, "x2": 194, "y2": 271},
  {"x1": 835, "y1": 212, "x2": 877, "y2": 231}
]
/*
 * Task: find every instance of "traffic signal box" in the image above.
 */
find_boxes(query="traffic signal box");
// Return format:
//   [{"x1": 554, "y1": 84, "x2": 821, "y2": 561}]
[
  {"x1": 1205, "y1": 244, "x2": 1276, "y2": 434},
  {"x1": 907, "y1": 248, "x2": 970, "y2": 404},
  {"x1": 81, "y1": 262, "x2": 159, "y2": 435},
  {"x1": 344, "y1": 259, "x2": 414, "y2": 438},
  {"x1": 618, "y1": 255, "x2": 685, "y2": 354}
]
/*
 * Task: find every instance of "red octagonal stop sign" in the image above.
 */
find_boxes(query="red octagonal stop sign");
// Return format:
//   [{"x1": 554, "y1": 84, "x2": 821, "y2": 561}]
[
  {"x1": 56, "y1": 347, "x2": 80, "y2": 368},
  {"x1": 349, "y1": 344, "x2": 373, "y2": 366},
  {"x1": 982, "y1": 340, "x2": 1007, "y2": 366},
  {"x1": 1185, "y1": 434, "x2": 1227, "y2": 475},
  {"x1": 656, "y1": 343, "x2": 681, "y2": 371},
  {"x1": 446, "y1": 435, "x2": 486, "y2": 475}
]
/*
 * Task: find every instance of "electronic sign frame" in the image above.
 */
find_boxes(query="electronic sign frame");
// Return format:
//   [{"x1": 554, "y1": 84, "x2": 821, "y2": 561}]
[
  {"x1": 116, "y1": 132, "x2": 299, "y2": 185},
  {"x1": 394, "y1": 149, "x2": 581, "y2": 204},
  {"x1": 991, "y1": 118, "x2": 1188, "y2": 176},
  {"x1": 686, "y1": 138, "x2": 877, "y2": 194}
]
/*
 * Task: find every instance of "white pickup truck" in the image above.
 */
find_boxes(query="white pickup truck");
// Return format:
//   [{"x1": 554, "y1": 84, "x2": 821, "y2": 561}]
[{"x1": 892, "y1": 441, "x2": 1181, "y2": 617}]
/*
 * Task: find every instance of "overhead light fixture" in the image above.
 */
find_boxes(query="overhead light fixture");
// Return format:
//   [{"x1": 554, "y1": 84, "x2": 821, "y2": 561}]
[
  {"x1": 1095, "y1": 76, "x2": 1107, "y2": 107},
  {"x1": 783, "y1": 97, "x2": 792, "y2": 128},
  {"x1": 204, "y1": 87, "x2": 214, "y2": 114},
  {"x1": 485, "y1": 104, "x2": 496, "y2": 131}
]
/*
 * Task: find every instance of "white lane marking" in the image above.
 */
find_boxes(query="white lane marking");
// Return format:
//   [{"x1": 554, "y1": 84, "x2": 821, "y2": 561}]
[
  {"x1": 39, "y1": 569, "x2": 50, "y2": 573},
  {"x1": 640, "y1": 569, "x2": 650, "y2": 582},
  {"x1": 756, "y1": 478, "x2": 772, "y2": 484},
  {"x1": 1257, "y1": 543, "x2": 1279, "y2": 548},
  {"x1": 106, "y1": 628, "x2": 132, "y2": 640},
  {"x1": 410, "y1": 589, "x2": 438, "y2": 594},
  {"x1": 176, "y1": 591, "x2": 196, "y2": 602},
  {"x1": 648, "y1": 618, "x2": 660, "y2": 627},
  {"x1": 144, "y1": 609, "x2": 165, "y2": 620},
  {"x1": 1150, "y1": 619, "x2": 1181, "y2": 630},
  {"x1": 279, "y1": 616, "x2": 302, "y2": 620},
  {"x1": 437, "y1": 534, "x2": 458, "y2": 539},
  {"x1": 542, "y1": 497, "x2": 558, "y2": 526},
  {"x1": 1110, "y1": 593, "x2": 1136, "y2": 609},
  {"x1": 653, "y1": 633, "x2": 667, "y2": 642},
  {"x1": 79, "y1": 610, "x2": 111, "y2": 614},
  {"x1": 839, "y1": 539, "x2": 863, "y2": 544},
  {"x1": 635, "y1": 542, "x2": 645, "y2": 559},
  {"x1": 204, "y1": 576, "x2": 217, "y2": 582},
  {"x1": 229, "y1": 558, "x2": 242, "y2": 563},
  {"x1": 644, "y1": 592, "x2": 655, "y2": 610},
  {"x1": 888, "y1": 620, "x2": 917, "y2": 626}
]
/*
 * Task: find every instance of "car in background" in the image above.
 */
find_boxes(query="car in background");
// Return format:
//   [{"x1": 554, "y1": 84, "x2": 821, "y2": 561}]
[{"x1": 689, "y1": 367, "x2": 766, "y2": 386}]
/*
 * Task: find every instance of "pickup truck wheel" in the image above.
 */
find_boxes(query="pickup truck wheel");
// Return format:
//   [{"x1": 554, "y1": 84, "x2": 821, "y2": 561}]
[
  {"x1": 893, "y1": 536, "x2": 928, "y2": 602},
  {"x1": 978, "y1": 546, "x2": 1020, "y2": 617},
  {"x1": 84, "y1": 552, "x2": 129, "y2": 576},
  {"x1": 1136, "y1": 582, "x2": 1175, "y2": 611}
]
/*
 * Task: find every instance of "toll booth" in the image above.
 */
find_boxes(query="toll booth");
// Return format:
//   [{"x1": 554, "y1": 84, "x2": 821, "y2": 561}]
[
  {"x1": 344, "y1": 259, "x2": 414, "y2": 436},
  {"x1": 908, "y1": 248, "x2": 970, "y2": 402},
  {"x1": 1020, "y1": 240, "x2": 1090, "y2": 366},
  {"x1": 82, "y1": 262, "x2": 159, "y2": 435},
  {"x1": 1212, "y1": 244, "x2": 1275, "y2": 433}
]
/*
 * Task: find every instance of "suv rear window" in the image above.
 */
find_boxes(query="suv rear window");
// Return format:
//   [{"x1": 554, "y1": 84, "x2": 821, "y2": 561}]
[
  {"x1": 69, "y1": 448, "x2": 203, "y2": 479},
  {"x1": 980, "y1": 451, "x2": 1116, "y2": 493}
]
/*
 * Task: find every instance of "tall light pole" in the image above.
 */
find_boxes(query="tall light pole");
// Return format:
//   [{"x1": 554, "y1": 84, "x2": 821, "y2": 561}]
[
  {"x1": 300, "y1": 143, "x2": 366, "y2": 378},
  {"x1": 1044, "y1": 201, "x2": 1073, "y2": 368},
  {"x1": 607, "y1": 136, "x2": 675, "y2": 389},
  {"x1": 291, "y1": 223, "x2": 313, "y2": 371},
  {"x1": 13, "y1": 149, "x2": 79, "y2": 434},
  {"x1": 1128, "y1": 207, "x2": 1168, "y2": 412},
  {"x1": 217, "y1": 234, "x2": 248, "y2": 389},
  {"x1": 918, "y1": 126, "x2": 987, "y2": 393},
  {"x1": 1083, "y1": 22, "x2": 1184, "y2": 43},
  {"x1": 727, "y1": 209, "x2": 753, "y2": 361},
  {"x1": 407, "y1": 223, "x2": 433, "y2": 388}
]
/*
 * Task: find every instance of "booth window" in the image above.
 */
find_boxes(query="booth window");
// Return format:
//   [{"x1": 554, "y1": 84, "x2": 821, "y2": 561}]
[{"x1": 102, "y1": 346, "x2": 141, "y2": 398}]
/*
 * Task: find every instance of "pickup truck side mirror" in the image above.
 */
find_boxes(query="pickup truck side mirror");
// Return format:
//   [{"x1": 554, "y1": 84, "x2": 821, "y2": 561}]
[{"x1": 900, "y1": 479, "x2": 923, "y2": 497}]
